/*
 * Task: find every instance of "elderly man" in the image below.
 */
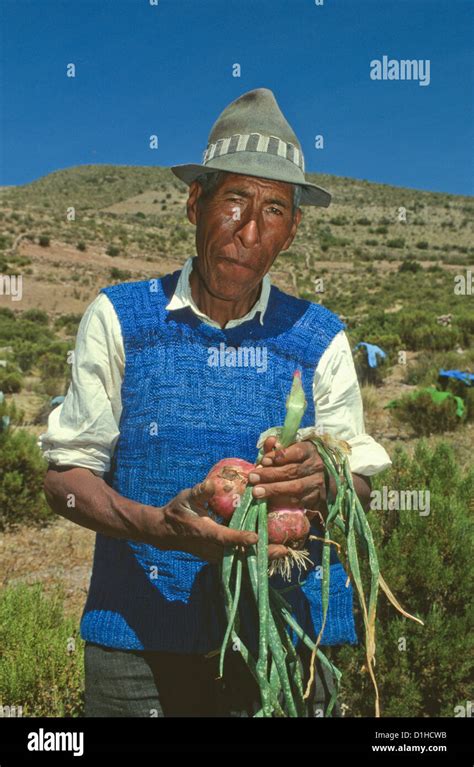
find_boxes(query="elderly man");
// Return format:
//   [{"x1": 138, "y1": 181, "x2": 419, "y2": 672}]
[{"x1": 42, "y1": 88, "x2": 391, "y2": 717}]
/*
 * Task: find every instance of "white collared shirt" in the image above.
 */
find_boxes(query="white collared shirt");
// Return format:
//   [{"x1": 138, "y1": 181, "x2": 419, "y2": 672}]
[
  {"x1": 39, "y1": 257, "x2": 392, "y2": 477},
  {"x1": 166, "y1": 256, "x2": 272, "y2": 327}
]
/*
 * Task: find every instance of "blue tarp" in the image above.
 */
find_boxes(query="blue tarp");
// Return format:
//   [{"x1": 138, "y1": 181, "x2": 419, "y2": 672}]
[
  {"x1": 439, "y1": 369, "x2": 474, "y2": 387},
  {"x1": 353, "y1": 342, "x2": 387, "y2": 369}
]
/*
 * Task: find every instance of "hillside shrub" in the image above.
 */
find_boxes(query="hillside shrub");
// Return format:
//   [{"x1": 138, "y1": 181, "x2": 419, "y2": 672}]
[
  {"x1": 387, "y1": 390, "x2": 462, "y2": 435},
  {"x1": 0, "y1": 583, "x2": 84, "y2": 716},
  {"x1": 332, "y1": 441, "x2": 473, "y2": 716},
  {"x1": 0, "y1": 429, "x2": 52, "y2": 530},
  {"x1": 0, "y1": 365, "x2": 23, "y2": 393}
]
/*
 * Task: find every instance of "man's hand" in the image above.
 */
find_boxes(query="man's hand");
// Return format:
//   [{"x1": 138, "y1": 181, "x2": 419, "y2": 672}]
[
  {"x1": 44, "y1": 466, "x2": 289, "y2": 564},
  {"x1": 248, "y1": 436, "x2": 326, "y2": 511},
  {"x1": 248, "y1": 436, "x2": 371, "y2": 523},
  {"x1": 158, "y1": 479, "x2": 289, "y2": 564}
]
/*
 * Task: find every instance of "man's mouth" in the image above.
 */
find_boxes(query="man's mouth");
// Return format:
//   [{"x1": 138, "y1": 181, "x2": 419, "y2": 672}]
[{"x1": 217, "y1": 255, "x2": 255, "y2": 271}]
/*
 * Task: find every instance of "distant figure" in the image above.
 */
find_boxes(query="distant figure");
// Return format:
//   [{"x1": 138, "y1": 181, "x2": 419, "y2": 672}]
[
  {"x1": 353, "y1": 342, "x2": 387, "y2": 386},
  {"x1": 353, "y1": 342, "x2": 387, "y2": 369}
]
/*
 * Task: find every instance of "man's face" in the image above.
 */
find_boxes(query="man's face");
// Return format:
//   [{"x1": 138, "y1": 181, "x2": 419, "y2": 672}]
[{"x1": 186, "y1": 172, "x2": 302, "y2": 301}]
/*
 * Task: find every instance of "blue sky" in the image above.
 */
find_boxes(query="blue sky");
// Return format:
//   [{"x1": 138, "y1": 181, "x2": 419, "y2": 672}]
[{"x1": 1, "y1": 0, "x2": 472, "y2": 194}]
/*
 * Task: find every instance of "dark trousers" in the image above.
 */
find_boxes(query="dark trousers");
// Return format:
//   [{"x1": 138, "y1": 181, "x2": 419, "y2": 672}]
[{"x1": 84, "y1": 640, "x2": 341, "y2": 717}]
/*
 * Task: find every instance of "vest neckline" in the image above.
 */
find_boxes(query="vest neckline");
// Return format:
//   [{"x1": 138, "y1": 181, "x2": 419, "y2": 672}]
[{"x1": 158, "y1": 266, "x2": 269, "y2": 339}]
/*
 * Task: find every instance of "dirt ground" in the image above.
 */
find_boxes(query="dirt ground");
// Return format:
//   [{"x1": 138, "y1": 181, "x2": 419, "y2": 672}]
[{"x1": 1, "y1": 514, "x2": 95, "y2": 620}]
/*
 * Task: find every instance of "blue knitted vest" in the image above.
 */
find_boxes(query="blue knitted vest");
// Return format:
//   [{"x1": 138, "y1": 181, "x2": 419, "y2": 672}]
[{"x1": 79, "y1": 263, "x2": 358, "y2": 653}]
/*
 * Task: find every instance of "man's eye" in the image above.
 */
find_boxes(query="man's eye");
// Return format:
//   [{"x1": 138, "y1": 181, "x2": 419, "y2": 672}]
[{"x1": 269, "y1": 207, "x2": 283, "y2": 216}]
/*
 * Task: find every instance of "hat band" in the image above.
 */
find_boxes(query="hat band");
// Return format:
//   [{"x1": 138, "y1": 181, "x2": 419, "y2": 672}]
[{"x1": 202, "y1": 132, "x2": 305, "y2": 173}]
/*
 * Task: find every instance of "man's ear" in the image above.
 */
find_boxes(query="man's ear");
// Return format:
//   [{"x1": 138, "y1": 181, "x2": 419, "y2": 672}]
[
  {"x1": 186, "y1": 181, "x2": 203, "y2": 225},
  {"x1": 281, "y1": 207, "x2": 302, "y2": 251}
]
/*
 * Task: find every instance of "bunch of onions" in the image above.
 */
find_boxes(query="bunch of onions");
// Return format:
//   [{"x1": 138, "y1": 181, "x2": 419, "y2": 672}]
[
  {"x1": 206, "y1": 448, "x2": 312, "y2": 579},
  {"x1": 211, "y1": 370, "x2": 423, "y2": 718}
]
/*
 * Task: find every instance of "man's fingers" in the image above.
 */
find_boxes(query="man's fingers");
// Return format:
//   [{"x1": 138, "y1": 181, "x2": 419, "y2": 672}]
[
  {"x1": 190, "y1": 478, "x2": 215, "y2": 498},
  {"x1": 217, "y1": 526, "x2": 258, "y2": 547},
  {"x1": 263, "y1": 435, "x2": 279, "y2": 454},
  {"x1": 186, "y1": 479, "x2": 215, "y2": 515},
  {"x1": 272, "y1": 441, "x2": 318, "y2": 465},
  {"x1": 249, "y1": 460, "x2": 317, "y2": 486}
]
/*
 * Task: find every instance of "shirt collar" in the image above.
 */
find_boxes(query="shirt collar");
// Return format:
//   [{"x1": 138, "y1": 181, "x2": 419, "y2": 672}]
[{"x1": 165, "y1": 256, "x2": 272, "y2": 329}]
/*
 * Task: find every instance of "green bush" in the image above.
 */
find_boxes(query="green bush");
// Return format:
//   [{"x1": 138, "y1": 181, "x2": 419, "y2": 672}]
[
  {"x1": 398, "y1": 259, "x2": 422, "y2": 274},
  {"x1": 54, "y1": 313, "x2": 83, "y2": 337},
  {"x1": 22, "y1": 309, "x2": 49, "y2": 325},
  {"x1": 110, "y1": 267, "x2": 132, "y2": 281},
  {"x1": 387, "y1": 238, "x2": 405, "y2": 248},
  {"x1": 368, "y1": 333, "x2": 402, "y2": 355},
  {"x1": 77, "y1": 241, "x2": 87, "y2": 252},
  {"x1": 106, "y1": 245, "x2": 120, "y2": 257},
  {"x1": 0, "y1": 395, "x2": 24, "y2": 428},
  {"x1": 0, "y1": 369, "x2": 23, "y2": 393},
  {"x1": 0, "y1": 234, "x2": 13, "y2": 250},
  {"x1": 36, "y1": 345, "x2": 71, "y2": 396},
  {"x1": 317, "y1": 225, "x2": 347, "y2": 252},
  {"x1": 0, "y1": 429, "x2": 52, "y2": 530},
  {"x1": 38, "y1": 235, "x2": 50, "y2": 247},
  {"x1": 332, "y1": 440, "x2": 474, "y2": 716},
  {"x1": 458, "y1": 314, "x2": 474, "y2": 347},
  {"x1": 0, "y1": 583, "x2": 84, "y2": 716},
  {"x1": 0, "y1": 307, "x2": 15, "y2": 320},
  {"x1": 387, "y1": 390, "x2": 463, "y2": 435},
  {"x1": 396, "y1": 312, "x2": 461, "y2": 351},
  {"x1": 438, "y1": 375, "x2": 474, "y2": 422},
  {"x1": 0, "y1": 312, "x2": 53, "y2": 346}
]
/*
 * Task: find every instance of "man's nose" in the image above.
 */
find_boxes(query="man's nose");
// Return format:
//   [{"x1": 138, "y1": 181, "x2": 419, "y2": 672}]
[{"x1": 234, "y1": 214, "x2": 261, "y2": 248}]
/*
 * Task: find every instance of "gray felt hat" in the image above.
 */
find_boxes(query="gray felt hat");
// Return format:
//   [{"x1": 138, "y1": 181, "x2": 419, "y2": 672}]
[{"x1": 170, "y1": 88, "x2": 331, "y2": 207}]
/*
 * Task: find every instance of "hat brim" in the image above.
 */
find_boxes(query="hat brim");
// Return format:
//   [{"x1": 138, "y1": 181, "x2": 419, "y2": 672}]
[{"x1": 170, "y1": 163, "x2": 331, "y2": 207}]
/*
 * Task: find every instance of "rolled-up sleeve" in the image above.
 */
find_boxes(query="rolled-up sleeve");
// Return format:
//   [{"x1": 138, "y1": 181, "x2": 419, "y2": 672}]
[
  {"x1": 39, "y1": 293, "x2": 124, "y2": 477},
  {"x1": 312, "y1": 330, "x2": 392, "y2": 476}
]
